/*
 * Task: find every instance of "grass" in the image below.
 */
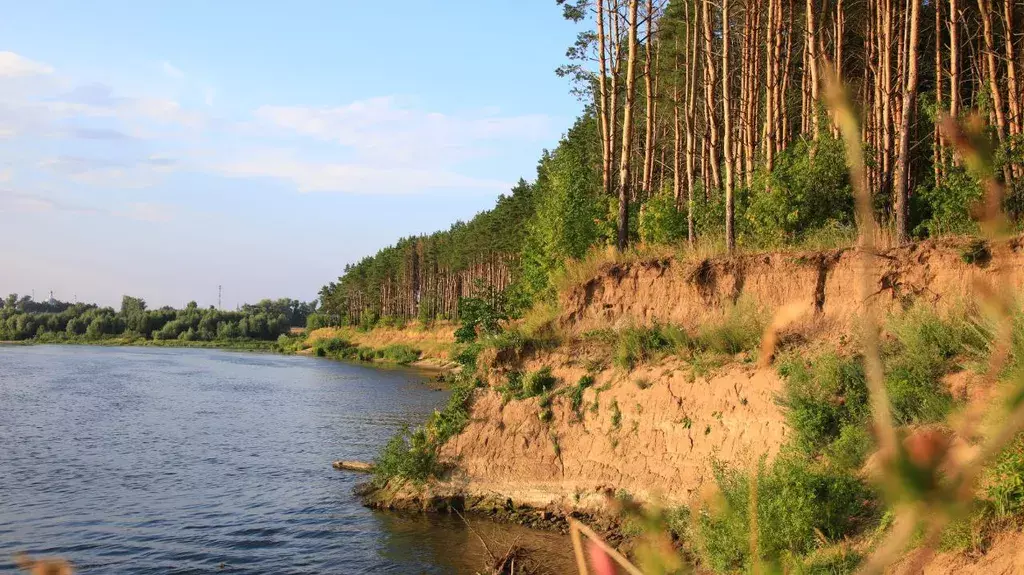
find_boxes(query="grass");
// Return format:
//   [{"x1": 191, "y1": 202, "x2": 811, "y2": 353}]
[
  {"x1": 568, "y1": 375, "x2": 594, "y2": 420},
  {"x1": 605, "y1": 298, "x2": 765, "y2": 373},
  {"x1": 497, "y1": 366, "x2": 558, "y2": 402}
]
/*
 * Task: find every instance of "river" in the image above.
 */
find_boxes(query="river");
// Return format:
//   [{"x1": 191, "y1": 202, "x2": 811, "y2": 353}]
[{"x1": 0, "y1": 345, "x2": 571, "y2": 574}]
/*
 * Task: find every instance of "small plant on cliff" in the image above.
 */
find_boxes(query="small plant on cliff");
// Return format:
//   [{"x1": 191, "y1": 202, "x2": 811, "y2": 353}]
[
  {"x1": 883, "y1": 305, "x2": 989, "y2": 424},
  {"x1": 610, "y1": 399, "x2": 621, "y2": 430},
  {"x1": 568, "y1": 375, "x2": 594, "y2": 419},
  {"x1": 614, "y1": 324, "x2": 671, "y2": 370},
  {"x1": 694, "y1": 297, "x2": 765, "y2": 356},
  {"x1": 522, "y1": 367, "x2": 557, "y2": 397}
]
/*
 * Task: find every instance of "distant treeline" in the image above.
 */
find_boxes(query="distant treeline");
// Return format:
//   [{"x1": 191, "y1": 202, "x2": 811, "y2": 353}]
[{"x1": 0, "y1": 294, "x2": 315, "y2": 342}]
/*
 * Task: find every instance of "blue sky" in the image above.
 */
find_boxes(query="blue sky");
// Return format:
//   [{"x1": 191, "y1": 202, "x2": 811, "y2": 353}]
[{"x1": 0, "y1": 1, "x2": 584, "y2": 309}]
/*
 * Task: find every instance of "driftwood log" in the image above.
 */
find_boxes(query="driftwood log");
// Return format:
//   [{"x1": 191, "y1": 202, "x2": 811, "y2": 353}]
[{"x1": 332, "y1": 460, "x2": 374, "y2": 472}]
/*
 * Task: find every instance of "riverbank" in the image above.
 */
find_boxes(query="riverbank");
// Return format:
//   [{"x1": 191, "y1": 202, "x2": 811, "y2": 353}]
[{"x1": 354, "y1": 235, "x2": 1024, "y2": 574}]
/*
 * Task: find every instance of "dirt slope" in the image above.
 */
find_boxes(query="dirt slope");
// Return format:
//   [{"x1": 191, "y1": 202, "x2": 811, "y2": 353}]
[
  {"x1": 439, "y1": 353, "x2": 787, "y2": 511},
  {"x1": 560, "y1": 237, "x2": 1024, "y2": 336}
]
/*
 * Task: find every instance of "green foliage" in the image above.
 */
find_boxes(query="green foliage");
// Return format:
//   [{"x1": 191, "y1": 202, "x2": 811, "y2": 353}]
[
  {"x1": 778, "y1": 353, "x2": 869, "y2": 455},
  {"x1": 373, "y1": 425, "x2": 436, "y2": 485},
  {"x1": 614, "y1": 324, "x2": 672, "y2": 370},
  {"x1": 568, "y1": 374, "x2": 594, "y2": 418},
  {"x1": 913, "y1": 166, "x2": 984, "y2": 237},
  {"x1": 373, "y1": 373, "x2": 480, "y2": 485},
  {"x1": 698, "y1": 454, "x2": 874, "y2": 573},
  {"x1": 305, "y1": 313, "x2": 331, "y2": 330},
  {"x1": 518, "y1": 114, "x2": 604, "y2": 301},
  {"x1": 987, "y1": 434, "x2": 1024, "y2": 518},
  {"x1": 695, "y1": 298, "x2": 766, "y2": 356},
  {"x1": 745, "y1": 136, "x2": 854, "y2": 246},
  {"x1": 883, "y1": 306, "x2": 989, "y2": 424},
  {"x1": 639, "y1": 185, "x2": 688, "y2": 245},
  {"x1": 610, "y1": 399, "x2": 621, "y2": 430},
  {"x1": 455, "y1": 281, "x2": 508, "y2": 343},
  {"x1": 379, "y1": 344, "x2": 420, "y2": 365}
]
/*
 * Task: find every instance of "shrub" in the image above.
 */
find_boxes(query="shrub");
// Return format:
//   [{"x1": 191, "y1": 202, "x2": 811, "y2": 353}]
[
  {"x1": 883, "y1": 306, "x2": 988, "y2": 424},
  {"x1": 373, "y1": 373, "x2": 480, "y2": 485},
  {"x1": 614, "y1": 324, "x2": 671, "y2": 370},
  {"x1": 698, "y1": 453, "x2": 874, "y2": 573},
  {"x1": 455, "y1": 281, "x2": 508, "y2": 343},
  {"x1": 373, "y1": 425, "x2": 435, "y2": 485},
  {"x1": 306, "y1": 313, "x2": 330, "y2": 331},
  {"x1": 380, "y1": 344, "x2": 420, "y2": 365},
  {"x1": 777, "y1": 353, "x2": 869, "y2": 455},
  {"x1": 313, "y1": 336, "x2": 350, "y2": 357},
  {"x1": 522, "y1": 367, "x2": 557, "y2": 397},
  {"x1": 695, "y1": 298, "x2": 765, "y2": 355}
]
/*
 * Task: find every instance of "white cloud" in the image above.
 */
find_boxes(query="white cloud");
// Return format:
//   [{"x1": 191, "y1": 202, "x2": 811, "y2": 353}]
[
  {"x1": 0, "y1": 52, "x2": 53, "y2": 77},
  {"x1": 0, "y1": 52, "x2": 547, "y2": 198},
  {"x1": 213, "y1": 150, "x2": 511, "y2": 194},
  {"x1": 161, "y1": 61, "x2": 185, "y2": 79},
  {"x1": 254, "y1": 97, "x2": 552, "y2": 166}
]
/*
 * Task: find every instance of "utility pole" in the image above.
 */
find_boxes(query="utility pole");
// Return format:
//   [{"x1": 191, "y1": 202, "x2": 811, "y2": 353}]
[{"x1": 218, "y1": 285, "x2": 222, "y2": 310}]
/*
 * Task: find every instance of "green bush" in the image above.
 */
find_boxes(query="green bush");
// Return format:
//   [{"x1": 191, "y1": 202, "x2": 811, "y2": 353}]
[
  {"x1": 373, "y1": 373, "x2": 480, "y2": 485},
  {"x1": 778, "y1": 353, "x2": 869, "y2": 455},
  {"x1": 883, "y1": 306, "x2": 988, "y2": 424},
  {"x1": 568, "y1": 375, "x2": 594, "y2": 418},
  {"x1": 522, "y1": 367, "x2": 557, "y2": 397},
  {"x1": 698, "y1": 453, "x2": 874, "y2": 573},
  {"x1": 380, "y1": 344, "x2": 420, "y2": 365},
  {"x1": 373, "y1": 425, "x2": 436, "y2": 484},
  {"x1": 744, "y1": 136, "x2": 853, "y2": 246},
  {"x1": 695, "y1": 298, "x2": 765, "y2": 355},
  {"x1": 639, "y1": 185, "x2": 688, "y2": 245},
  {"x1": 455, "y1": 281, "x2": 508, "y2": 343},
  {"x1": 614, "y1": 324, "x2": 671, "y2": 370}
]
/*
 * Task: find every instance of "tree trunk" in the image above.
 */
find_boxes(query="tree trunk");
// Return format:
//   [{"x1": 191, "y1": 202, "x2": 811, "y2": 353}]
[
  {"x1": 596, "y1": 0, "x2": 612, "y2": 197},
  {"x1": 617, "y1": 0, "x2": 641, "y2": 252},
  {"x1": 894, "y1": 0, "x2": 921, "y2": 244},
  {"x1": 702, "y1": 0, "x2": 722, "y2": 192},
  {"x1": 642, "y1": 0, "x2": 656, "y2": 195},
  {"x1": 806, "y1": 0, "x2": 820, "y2": 141},
  {"x1": 977, "y1": 0, "x2": 1009, "y2": 182},
  {"x1": 934, "y1": 0, "x2": 943, "y2": 188},
  {"x1": 722, "y1": 0, "x2": 735, "y2": 251}
]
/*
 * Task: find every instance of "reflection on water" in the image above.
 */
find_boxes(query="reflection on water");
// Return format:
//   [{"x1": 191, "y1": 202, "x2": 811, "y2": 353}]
[{"x1": 0, "y1": 345, "x2": 572, "y2": 574}]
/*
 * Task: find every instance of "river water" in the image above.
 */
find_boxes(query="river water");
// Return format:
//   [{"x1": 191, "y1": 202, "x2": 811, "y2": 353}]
[{"x1": 0, "y1": 345, "x2": 571, "y2": 574}]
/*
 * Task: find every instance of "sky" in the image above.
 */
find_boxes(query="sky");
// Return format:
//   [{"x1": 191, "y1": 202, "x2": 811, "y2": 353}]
[{"x1": 0, "y1": 1, "x2": 584, "y2": 309}]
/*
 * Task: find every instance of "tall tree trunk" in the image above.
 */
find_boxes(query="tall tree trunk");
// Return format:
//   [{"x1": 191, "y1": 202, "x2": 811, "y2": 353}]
[
  {"x1": 806, "y1": 0, "x2": 820, "y2": 141},
  {"x1": 723, "y1": 0, "x2": 735, "y2": 251},
  {"x1": 702, "y1": 0, "x2": 722, "y2": 192},
  {"x1": 977, "y1": 0, "x2": 1010, "y2": 182},
  {"x1": 596, "y1": 0, "x2": 612, "y2": 197},
  {"x1": 617, "y1": 0, "x2": 641, "y2": 252},
  {"x1": 934, "y1": 0, "x2": 943, "y2": 188},
  {"x1": 1003, "y1": 0, "x2": 1021, "y2": 138},
  {"x1": 642, "y1": 0, "x2": 655, "y2": 195},
  {"x1": 894, "y1": 0, "x2": 921, "y2": 243},
  {"x1": 685, "y1": 0, "x2": 700, "y2": 245}
]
